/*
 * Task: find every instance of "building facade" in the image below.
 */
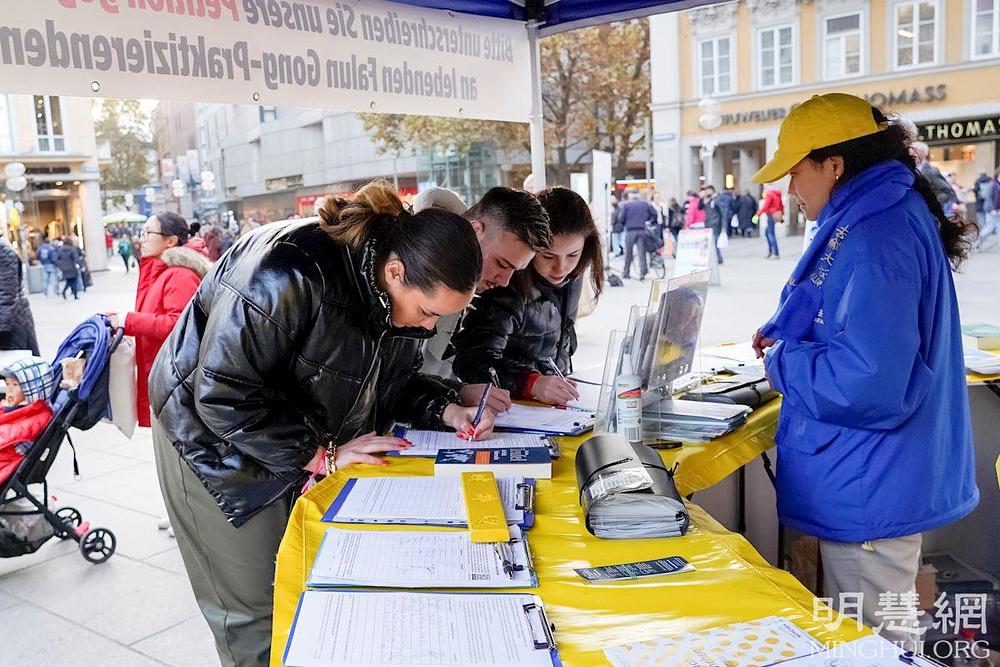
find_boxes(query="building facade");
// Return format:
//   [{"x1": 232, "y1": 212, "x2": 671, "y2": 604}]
[
  {"x1": 0, "y1": 94, "x2": 107, "y2": 269},
  {"x1": 651, "y1": 0, "x2": 1000, "y2": 200},
  {"x1": 152, "y1": 100, "x2": 204, "y2": 220}
]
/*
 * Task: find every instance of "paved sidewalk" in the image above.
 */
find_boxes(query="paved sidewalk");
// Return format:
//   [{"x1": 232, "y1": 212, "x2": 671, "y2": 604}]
[{"x1": 1, "y1": 231, "x2": 996, "y2": 665}]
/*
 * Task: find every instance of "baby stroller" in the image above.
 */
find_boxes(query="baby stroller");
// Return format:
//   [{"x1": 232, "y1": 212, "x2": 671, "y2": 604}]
[{"x1": 0, "y1": 316, "x2": 122, "y2": 564}]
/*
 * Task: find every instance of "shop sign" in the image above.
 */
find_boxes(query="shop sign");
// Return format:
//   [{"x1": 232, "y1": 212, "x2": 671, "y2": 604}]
[
  {"x1": 720, "y1": 84, "x2": 947, "y2": 127},
  {"x1": 918, "y1": 114, "x2": 1000, "y2": 144}
]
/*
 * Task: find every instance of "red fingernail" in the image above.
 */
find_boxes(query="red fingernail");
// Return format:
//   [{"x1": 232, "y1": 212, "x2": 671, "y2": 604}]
[
  {"x1": 403, "y1": 439, "x2": 413, "y2": 445},
  {"x1": 466, "y1": 428, "x2": 475, "y2": 436}
]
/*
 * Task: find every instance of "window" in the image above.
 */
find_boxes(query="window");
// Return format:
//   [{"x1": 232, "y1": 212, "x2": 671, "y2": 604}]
[
  {"x1": 758, "y1": 25, "x2": 794, "y2": 88},
  {"x1": 259, "y1": 105, "x2": 277, "y2": 123},
  {"x1": 973, "y1": 0, "x2": 1000, "y2": 58},
  {"x1": 697, "y1": 36, "x2": 733, "y2": 96},
  {"x1": 894, "y1": 1, "x2": 937, "y2": 68},
  {"x1": 0, "y1": 95, "x2": 13, "y2": 153},
  {"x1": 824, "y1": 13, "x2": 863, "y2": 79},
  {"x1": 34, "y1": 95, "x2": 65, "y2": 152}
]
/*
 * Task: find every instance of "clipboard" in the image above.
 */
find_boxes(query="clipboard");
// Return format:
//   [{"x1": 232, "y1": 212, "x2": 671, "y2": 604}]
[
  {"x1": 388, "y1": 425, "x2": 560, "y2": 459},
  {"x1": 283, "y1": 590, "x2": 561, "y2": 667},
  {"x1": 494, "y1": 404, "x2": 596, "y2": 436},
  {"x1": 305, "y1": 526, "x2": 539, "y2": 589},
  {"x1": 321, "y1": 477, "x2": 537, "y2": 529}
]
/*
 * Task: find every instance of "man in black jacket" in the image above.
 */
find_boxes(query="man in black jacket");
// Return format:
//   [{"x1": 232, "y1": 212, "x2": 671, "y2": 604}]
[
  {"x1": 912, "y1": 141, "x2": 959, "y2": 216},
  {"x1": 702, "y1": 185, "x2": 725, "y2": 264}
]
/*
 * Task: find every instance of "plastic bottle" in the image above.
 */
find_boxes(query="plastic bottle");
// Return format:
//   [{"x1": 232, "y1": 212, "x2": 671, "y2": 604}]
[{"x1": 614, "y1": 358, "x2": 642, "y2": 446}]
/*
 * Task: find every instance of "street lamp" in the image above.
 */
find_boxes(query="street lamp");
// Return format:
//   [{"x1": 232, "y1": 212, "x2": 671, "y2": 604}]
[
  {"x1": 697, "y1": 98, "x2": 722, "y2": 186},
  {"x1": 3, "y1": 162, "x2": 29, "y2": 257}
]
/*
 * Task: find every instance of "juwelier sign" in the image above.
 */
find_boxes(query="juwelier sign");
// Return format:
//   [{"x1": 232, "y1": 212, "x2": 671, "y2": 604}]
[{"x1": 918, "y1": 115, "x2": 1000, "y2": 145}]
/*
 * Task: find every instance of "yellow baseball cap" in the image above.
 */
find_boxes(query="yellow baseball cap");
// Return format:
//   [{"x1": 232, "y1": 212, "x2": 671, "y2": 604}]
[{"x1": 752, "y1": 93, "x2": 886, "y2": 184}]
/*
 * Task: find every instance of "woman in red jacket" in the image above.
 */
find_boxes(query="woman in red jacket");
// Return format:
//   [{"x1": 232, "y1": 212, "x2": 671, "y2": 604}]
[
  {"x1": 109, "y1": 213, "x2": 211, "y2": 427},
  {"x1": 756, "y1": 186, "x2": 784, "y2": 259}
]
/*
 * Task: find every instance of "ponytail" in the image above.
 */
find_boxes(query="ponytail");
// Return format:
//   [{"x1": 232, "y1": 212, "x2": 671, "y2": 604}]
[
  {"x1": 807, "y1": 109, "x2": 977, "y2": 270},
  {"x1": 319, "y1": 179, "x2": 482, "y2": 294},
  {"x1": 318, "y1": 179, "x2": 405, "y2": 248}
]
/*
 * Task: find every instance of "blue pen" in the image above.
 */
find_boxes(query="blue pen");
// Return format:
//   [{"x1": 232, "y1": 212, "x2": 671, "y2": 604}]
[{"x1": 472, "y1": 380, "x2": 492, "y2": 428}]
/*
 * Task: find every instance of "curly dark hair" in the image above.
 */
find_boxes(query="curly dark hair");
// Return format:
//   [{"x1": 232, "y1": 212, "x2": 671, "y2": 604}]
[{"x1": 806, "y1": 107, "x2": 977, "y2": 269}]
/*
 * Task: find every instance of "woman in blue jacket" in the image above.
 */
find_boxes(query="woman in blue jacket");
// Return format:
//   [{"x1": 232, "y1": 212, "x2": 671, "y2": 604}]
[{"x1": 751, "y1": 93, "x2": 978, "y2": 642}]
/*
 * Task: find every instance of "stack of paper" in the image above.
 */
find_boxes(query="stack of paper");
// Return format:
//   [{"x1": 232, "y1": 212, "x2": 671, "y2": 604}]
[
  {"x1": 604, "y1": 615, "x2": 823, "y2": 667},
  {"x1": 965, "y1": 347, "x2": 1000, "y2": 374},
  {"x1": 643, "y1": 398, "x2": 751, "y2": 441},
  {"x1": 963, "y1": 322, "x2": 1000, "y2": 350},
  {"x1": 284, "y1": 591, "x2": 559, "y2": 667},
  {"x1": 307, "y1": 526, "x2": 536, "y2": 589},
  {"x1": 588, "y1": 493, "x2": 689, "y2": 539},
  {"x1": 321, "y1": 476, "x2": 534, "y2": 528}
]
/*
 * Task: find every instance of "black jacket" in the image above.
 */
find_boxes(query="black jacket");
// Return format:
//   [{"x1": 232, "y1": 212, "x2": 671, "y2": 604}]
[
  {"x1": 55, "y1": 243, "x2": 81, "y2": 279},
  {"x1": 452, "y1": 275, "x2": 582, "y2": 397},
  {"x1": 0, "y1": 241, "x2": 39, "y2": 355},
  {"x1": 149, "y1": 220, "x2": 458, "y2": 526}
]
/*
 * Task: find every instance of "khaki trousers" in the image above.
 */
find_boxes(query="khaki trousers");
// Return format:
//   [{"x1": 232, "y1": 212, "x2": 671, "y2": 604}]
[
  {"x1": 152, "y1": 415, "x2": 292, "y2": 667},
  {"x1": 820, "y1": 533, "x2": 923, "y2": 647}
]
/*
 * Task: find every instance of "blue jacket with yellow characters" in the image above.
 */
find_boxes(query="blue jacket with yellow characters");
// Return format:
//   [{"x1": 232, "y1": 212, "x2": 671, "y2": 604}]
[{"x1": 763, "y1": 160, "x2": 978, "y2": 543}]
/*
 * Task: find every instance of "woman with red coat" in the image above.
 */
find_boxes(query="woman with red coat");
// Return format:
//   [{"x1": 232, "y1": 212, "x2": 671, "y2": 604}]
[
  {"x1": 108, "y1": 212, "x2": 211, "y2": 427},
  {"x1": 756, "y1": 186, "x2": 785, "y2": 259}
]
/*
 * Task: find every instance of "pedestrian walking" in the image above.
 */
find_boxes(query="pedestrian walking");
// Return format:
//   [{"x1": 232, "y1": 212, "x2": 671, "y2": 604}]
[
  {"x1": 701, "y1": 185, "x2": 726, "y2": 265},
  {"x1": 618, "y1": 189, "x2": 658, "y2": 280},
  {"x1": 752, "y1": 93, "x2": 978, "y2": 645},
  {"x1": 0, "y1": 236, "x2": 40, "y2": 356},
  {"x1": 55, "y1": 236, "x2": 82, "y2": 300},
  {"x1": 975, "y1": 169, "x2": 1000, "y2": 250},
  {"x1": 684, "y1": 190, "x2": 705, "y2": 228},
  {"x1": 667, "y1": 196, "x2": 684, "y2": 254},
  {"x1": 105, "y1": 230, "x2": 114, "y2": 258},
  {"x1": 736, "y1": 190, "x2": 758, "y2": 237},
  {"x1": 117, "y1": 236, "x2": 133, "y2": 272},
  {"x1": 756, "y1": 187, "x2": 784, "y2": 258},
  {"x1": 911, "y1": 141, "x2": 959, "y2": 216},
  {"x1": 36, "y1": 236, "x2": 59, "y2": 298}
]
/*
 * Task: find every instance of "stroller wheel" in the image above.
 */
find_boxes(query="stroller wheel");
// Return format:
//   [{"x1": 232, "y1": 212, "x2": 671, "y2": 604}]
[
  {"x1": 79, "y1": 528, "x2": 116, "y2": 564},
  {"x1": 54, "y1": 507, "x2": 83, "y2": 539}
]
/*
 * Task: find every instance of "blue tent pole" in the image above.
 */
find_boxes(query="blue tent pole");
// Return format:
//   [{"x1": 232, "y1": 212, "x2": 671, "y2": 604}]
[{"x1": 527, "y1": 20, "x2": 547, "y2": 190}]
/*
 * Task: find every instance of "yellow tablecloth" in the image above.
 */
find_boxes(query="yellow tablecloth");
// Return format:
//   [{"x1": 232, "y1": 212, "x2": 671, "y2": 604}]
[{"x1": 270, "y1": 404, "x2": 867, "y2": 667}]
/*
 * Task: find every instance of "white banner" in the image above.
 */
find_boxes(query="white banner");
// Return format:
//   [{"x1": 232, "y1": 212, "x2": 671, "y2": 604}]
[{"x1": 0, "y1": 0, "x2": 531, "y2": 122}]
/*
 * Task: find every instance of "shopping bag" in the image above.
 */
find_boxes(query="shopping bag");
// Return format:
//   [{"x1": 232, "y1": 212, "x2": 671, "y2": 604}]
[
  {"x1": 107, "y1": 337, "x2": 137, "y2": 439},
  {"x1": 717, "y1": 230, "x2": 729, "y2": 249}
]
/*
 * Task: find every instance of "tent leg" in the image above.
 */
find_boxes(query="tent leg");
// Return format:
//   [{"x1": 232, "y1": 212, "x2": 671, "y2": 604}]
[{"x1": 527, "y1": 21, "x2": 547, "y2": 190}]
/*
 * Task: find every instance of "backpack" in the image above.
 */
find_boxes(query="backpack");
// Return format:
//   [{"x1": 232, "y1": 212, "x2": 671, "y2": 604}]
[{"x1": 37, "y1": 244, "x2": 54, "y2": 264}]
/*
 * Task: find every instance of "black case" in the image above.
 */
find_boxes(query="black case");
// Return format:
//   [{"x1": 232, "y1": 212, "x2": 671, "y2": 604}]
[
  {"x1": 683, "y1": 375, "x2": 778, "y2": 410},
  {"x1": 575, "y1": 434, "x2": 689, "y2": 537}
]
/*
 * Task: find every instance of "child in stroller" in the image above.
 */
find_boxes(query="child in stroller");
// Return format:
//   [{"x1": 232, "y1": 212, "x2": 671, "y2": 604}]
[{"x1": 0, "y1": 316, "x2": 122, "y2": 564}]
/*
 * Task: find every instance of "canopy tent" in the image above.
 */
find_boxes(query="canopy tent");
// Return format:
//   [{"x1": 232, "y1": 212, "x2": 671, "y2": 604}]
[
  {"x1": 393, "y1": 0, "x2": 713, "y2": 188},
  {"x1": 0, "y1": 0, "x2": 715, "y2": 191}
]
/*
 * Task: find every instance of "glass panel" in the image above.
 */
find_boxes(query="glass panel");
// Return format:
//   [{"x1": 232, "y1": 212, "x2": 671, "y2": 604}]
[
  {"x1": 763, "y1": 50, "x2": 774, "y2": 69},
  {"x1": 779, "y1": 26, "x2": 792, "y2": 47},
  {"x1": 918, "y1": 42, "x2": 934, "y2": 62},
  {"x1": 718, "y1": 54, "x2": 730, "y2": 76},
  {"x1": 718, "y1": 37, "x2": 730, "y2": 57},
  {"x1": 919, "y1": 1, "x2": 934, "y2": 21},
  {"x1": 701, "y1": 40, "x2": 713, "y2": 59},
  {"x1": 762, "y1": 30, "x2": 774, "y2": 49},
  {"x1": 48, "y1": 96, "x2": 63, "y2": 135},
  {"x1": 827, "y1": 14, "x2": 860, "y2": 33},
  {"x1": 897, "y1": 42, "x2": 913, "y2": 66},
  {"x1": 976, "y1": 0, "x2": 992, "y2": 11},
  {"x1": 762, "y1": 69, "x2": 774, "y2": 87},
  {"x1": 54, "y1": 137, "x2": 65, "y2": 151},
  {"x1": 38, "y1": 137, "x2": 49, "y2": 152},
  {"x1": 919, "y1": 22, "x2": 934, "y2": 43},
  {"x1": 846, "y1": 53, "x2": 860, "y2": 72},
  {"x1": 719, "y1": 73, "x2": 731, "y2": 92},
  {"x1": 34, "y1": 95, "x2": 48, "y2": 136},
  {"x1": 897, "y1": 3, "x2": 914, "y2": 26},
  {"x1": 975, "y1": 32, "x2": 992, "y2": 55},
  {"x1": 780, "y1": 64, "x2": 793, "y2": 82},
  {"x1": 703, "y1": 75, "x2": 714, "y2": 95}
]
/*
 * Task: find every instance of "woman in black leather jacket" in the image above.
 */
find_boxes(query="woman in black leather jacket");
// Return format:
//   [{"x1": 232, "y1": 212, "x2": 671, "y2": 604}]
[
  {"x1": 453, "y1": 187, "x2": 604, "y2": 406},
  {"x1": 148, "y1": 181, "x2": 489, "y2": 667}
]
